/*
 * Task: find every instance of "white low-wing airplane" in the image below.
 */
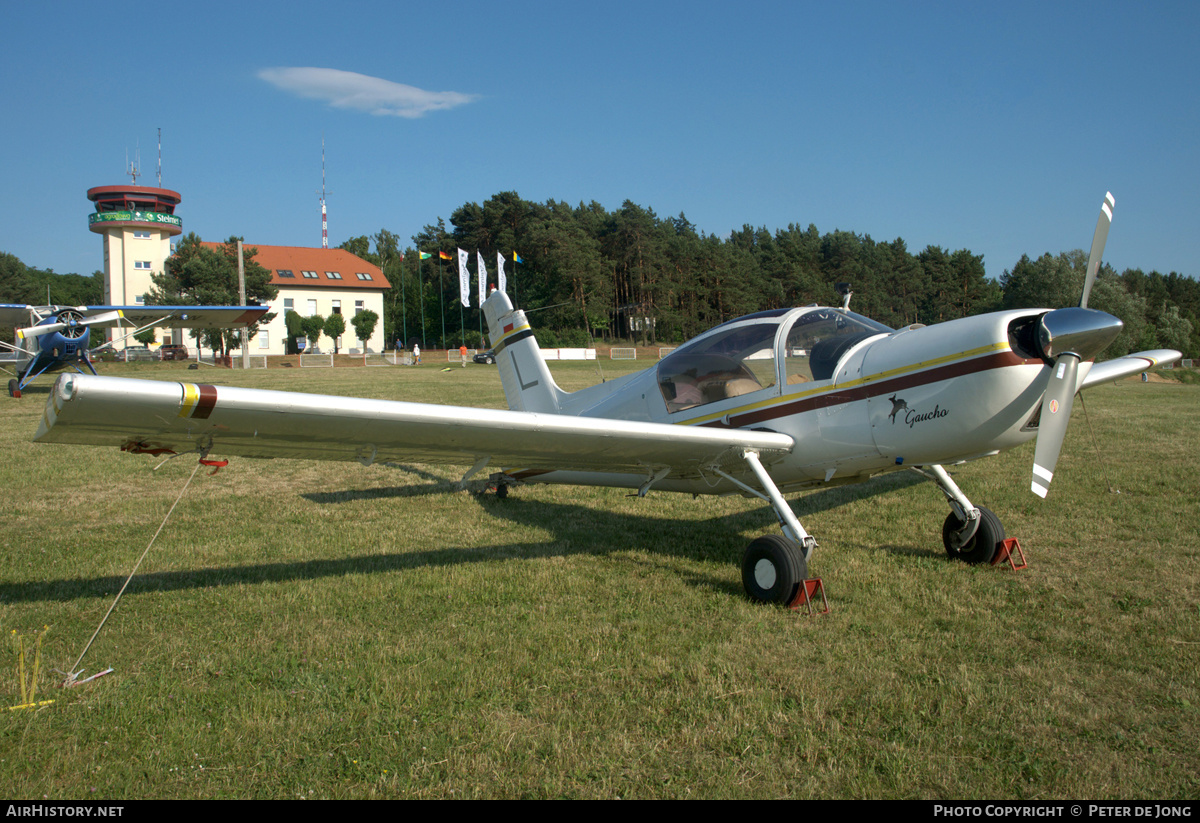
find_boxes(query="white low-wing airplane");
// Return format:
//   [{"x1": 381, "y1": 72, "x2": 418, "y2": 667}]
[
  {"x1": 33, "y1": 194, "x2": 1181, "y2": 604},
  {"x1": 1, "y1": 304, "x2": 270, "y2": 397}
]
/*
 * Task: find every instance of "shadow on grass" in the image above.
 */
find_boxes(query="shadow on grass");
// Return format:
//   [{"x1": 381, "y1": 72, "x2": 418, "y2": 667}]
[{"x1": 3, "y1": 470, "x2": 937, "y2": 605}]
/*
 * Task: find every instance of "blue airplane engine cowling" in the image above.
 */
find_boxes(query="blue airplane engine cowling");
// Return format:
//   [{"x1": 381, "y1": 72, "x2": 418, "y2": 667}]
[{"x1": 36, "y1": 323, "x2": 91, "y2": 360}]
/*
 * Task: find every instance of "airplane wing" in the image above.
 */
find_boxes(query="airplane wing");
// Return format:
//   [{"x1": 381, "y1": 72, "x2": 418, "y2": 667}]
[
  {"x1": 34, "y1": 374, "x2": 795, "y2": 478},
  {"x1": 95, "y1": 305, "x2": 270, "y2": 328},
  {"x1": 1, "y1": 304, "x2": 268, "y2": 334},
  {"x1": 1081, "y1": 349, "x2": 1181, "y2": 389},
  {"x1": 0, "y1": 304, "x2": 37, "y2": 326}
]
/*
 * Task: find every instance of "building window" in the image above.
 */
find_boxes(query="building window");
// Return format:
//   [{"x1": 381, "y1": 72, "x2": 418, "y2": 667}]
[
  {"x1": 326, "y1": 271, "x2": 342, "y2": 279},
  {"x1": 306, "y1": 299, "x2": 317, "y2": 316},
  {"x1": 302, "y1": 270, "x2": 319, "y2": 279},
  {"x1": 277, "y1": 269, "x2": 295, "y2": 278},
  {"x1": 356, "y1": 272, "x2": 373, "y2": 281},
  {"x1": 258, "y1": 331, "x2": 269, "y2": 349},
  {"x1": 134, "y1": 261, "x2": 152, "y2": 270},
  {"x1": 355, "y1": 300, "x2": 364, "y2": 314},
  {"x1": 135, "y1": 294, "x2": 146, "y2": 305},
  {"x1": 283, "y1": 298, "x2": 294, "y2": 311},
  {"x1": 332, "y1": 300, "x2": 341, "y2": 315},
  {"x1": 133, "y1": 230, "x2": 152, "y2": 239}
]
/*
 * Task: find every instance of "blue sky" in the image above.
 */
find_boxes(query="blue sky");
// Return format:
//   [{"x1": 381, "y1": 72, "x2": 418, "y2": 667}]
[{"x1": 3, "y1": 1, "x2": 1197, "y2": 288}]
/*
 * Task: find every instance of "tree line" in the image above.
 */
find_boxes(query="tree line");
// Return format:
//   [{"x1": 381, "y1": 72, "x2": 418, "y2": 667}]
[
  {"x1": 2, "y1": 191, "x2": 1197, "y2": 358},
  {"x1": 340, "y1": 192, "x2": 1200, "y2": 359}
]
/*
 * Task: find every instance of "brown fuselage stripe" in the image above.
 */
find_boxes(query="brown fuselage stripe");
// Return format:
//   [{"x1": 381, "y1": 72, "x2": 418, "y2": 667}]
[
  {"x1": 193, "y1": 384, "x2": 218, "y2": 419},
  {"x1": 707, "y1": 350, "x2": 1032, "y2": 429}
]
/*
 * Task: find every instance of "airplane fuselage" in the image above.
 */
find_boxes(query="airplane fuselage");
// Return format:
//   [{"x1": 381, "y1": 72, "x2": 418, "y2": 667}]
[{"x1": 507, "y1": 306, "x2": 1065, "y2": 497}]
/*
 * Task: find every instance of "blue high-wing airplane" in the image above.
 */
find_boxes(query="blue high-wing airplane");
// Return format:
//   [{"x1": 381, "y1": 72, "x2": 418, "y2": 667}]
[{"x1": 0, "y1": 304, "x2": 269, "y2": 397}]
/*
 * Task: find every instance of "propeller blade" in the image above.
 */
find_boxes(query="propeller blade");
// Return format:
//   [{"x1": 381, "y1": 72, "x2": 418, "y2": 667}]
[
  {"x1": 16, "y1": 310, "x2": 124, "y2": 340},
  {"x1": 1080, "y1": 191, "x2": 1115, "y2": 309},
  {"x1": 1031, "y1": 354, "x2": 1079, "y2": 498}
]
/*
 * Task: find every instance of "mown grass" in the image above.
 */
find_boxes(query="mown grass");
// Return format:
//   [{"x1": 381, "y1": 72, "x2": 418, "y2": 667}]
[{"x1": 0, "y1": 359, "x2": 1196, "y2": 798}]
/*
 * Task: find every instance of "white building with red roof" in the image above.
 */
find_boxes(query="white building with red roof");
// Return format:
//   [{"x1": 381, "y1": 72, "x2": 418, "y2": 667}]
[{"x1": 212, "y1": 244, "x2": 389, "y2": 356}]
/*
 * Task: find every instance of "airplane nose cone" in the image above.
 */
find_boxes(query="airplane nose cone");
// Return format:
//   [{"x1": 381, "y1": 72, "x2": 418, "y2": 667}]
[{"x1": 1038, "y1": 307, "x2": 1123, "y2": 361}]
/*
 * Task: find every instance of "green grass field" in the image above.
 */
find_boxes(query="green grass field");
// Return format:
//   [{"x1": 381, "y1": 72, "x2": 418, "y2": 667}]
[{"x1": 0, "y1": 358, "x2": 1196, "y2": 799}]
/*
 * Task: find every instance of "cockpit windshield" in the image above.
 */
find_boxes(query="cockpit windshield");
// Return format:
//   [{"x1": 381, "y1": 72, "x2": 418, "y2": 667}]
[
  {"x1": 656, "y1": 308, "x2": 892, "y2": 413},
  {"x1": 784, "y1": 309, "x2": 891, "y2": 383},
  {"x1": 656, "y1": 320, "x2": 779, "y2": 413}
]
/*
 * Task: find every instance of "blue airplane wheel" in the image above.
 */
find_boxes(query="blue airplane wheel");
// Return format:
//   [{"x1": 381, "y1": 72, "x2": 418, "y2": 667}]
[
  {"x1": 943, "y1": 506, "x2": 1004, "y2": 565},
  {"x1": 742, "y1": 535, "x2": 807, "y2": 604}
]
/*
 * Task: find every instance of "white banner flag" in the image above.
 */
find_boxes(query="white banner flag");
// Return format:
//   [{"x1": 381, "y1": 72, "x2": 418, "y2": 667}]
[
  {"x1": 477, "y1": 251, "x2": 487, "y2": 306},
  {"x1": 457, "y1": 248, "x2": 470, "y2": 307},
  {"x1": 496, "y1": 252, "x2": 507, "y2": 294}
]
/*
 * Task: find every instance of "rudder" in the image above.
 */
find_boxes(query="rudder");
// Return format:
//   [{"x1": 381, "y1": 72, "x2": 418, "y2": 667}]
[{"x1": 483, "y1": 290, "x2": 566, "y2": 413}]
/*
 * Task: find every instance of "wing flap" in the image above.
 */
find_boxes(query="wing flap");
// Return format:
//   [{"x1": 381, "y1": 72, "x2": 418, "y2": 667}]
[{"x1": 36, "y1": 374, "x2": 794, "y2": 477}]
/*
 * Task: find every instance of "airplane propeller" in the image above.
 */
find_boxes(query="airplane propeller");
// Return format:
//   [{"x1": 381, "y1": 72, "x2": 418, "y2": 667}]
[
  {"x1": 1029, "y1": 192, "x2": 1122, "y2": 498},
  {"x1": 16, "y1": 310, "x2": 124, "y2": 341}
]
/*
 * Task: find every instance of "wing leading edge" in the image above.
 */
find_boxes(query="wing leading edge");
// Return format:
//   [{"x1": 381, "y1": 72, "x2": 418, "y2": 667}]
[{"x1": 35, "y1": 374, "x2": 794, "y2": 478}]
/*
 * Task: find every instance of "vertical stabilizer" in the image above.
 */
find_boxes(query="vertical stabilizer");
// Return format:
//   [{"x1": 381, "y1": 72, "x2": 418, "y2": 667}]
[{"x1": 483, "y1": 290, "x2": 566, "y2": 413}]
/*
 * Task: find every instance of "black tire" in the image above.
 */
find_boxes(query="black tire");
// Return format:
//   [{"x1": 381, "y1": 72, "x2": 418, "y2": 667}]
[
  {"x1": 8, "y1": 379, "x2": 19, "y2": 398},
  {"x1": 742, "y1": 535, "x2": 807, "y2": 604},
  {"x1": 495, "y1": 483, "x2": 508, "y2": 499},
  {"x1": 485, "y1": 355, "x2": 495, "y2": 365},
  {"x1": 943, "y1": 506, "x2": 1005, "y2": 565}
]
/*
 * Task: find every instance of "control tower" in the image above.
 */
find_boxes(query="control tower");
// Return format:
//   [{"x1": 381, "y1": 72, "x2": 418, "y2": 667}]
[{"x1": 86, "y1": 184, "x2": 183, "y2": 348}]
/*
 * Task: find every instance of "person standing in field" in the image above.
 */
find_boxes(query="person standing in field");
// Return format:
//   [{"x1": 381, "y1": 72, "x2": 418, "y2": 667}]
[
  {"x1": 412, "y1": 343, "x2": 420, "y2": 366},
  {"x1": 460, "y1": 344, "x2": 468, "y2": 367}
]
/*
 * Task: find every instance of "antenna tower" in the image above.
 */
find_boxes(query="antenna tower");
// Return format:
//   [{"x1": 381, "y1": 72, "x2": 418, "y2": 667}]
[
  {"x1": 126, "y1": 144, "x2": 140, "y2": 185},
  {"x1": 156, "y1": 127, "x2": 162, "y2": 187},
  {"x1": 318, "y1": 137, "x2": 331, "y2": 249}
]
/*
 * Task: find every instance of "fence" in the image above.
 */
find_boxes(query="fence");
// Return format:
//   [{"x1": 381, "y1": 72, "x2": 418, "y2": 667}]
[
  {"x1": 299, "y1": 353, "x2": 334, "y2": 368},
  {"x1": 541, "y1": 348, "x2": 596, "y2": 361},
  {"x1": 232, "y1": 356, "x2": 268, "y2": 369}
]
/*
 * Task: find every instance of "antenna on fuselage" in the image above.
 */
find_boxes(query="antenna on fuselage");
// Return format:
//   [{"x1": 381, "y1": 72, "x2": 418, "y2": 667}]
[{"x1": 835, "y1": 282, "x2": 853, "y2": 311}]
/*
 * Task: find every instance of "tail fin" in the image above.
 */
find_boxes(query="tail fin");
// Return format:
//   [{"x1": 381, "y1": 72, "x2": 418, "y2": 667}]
[{"x1": 483, "y1": 290, "x2": 567, "y2": 413}]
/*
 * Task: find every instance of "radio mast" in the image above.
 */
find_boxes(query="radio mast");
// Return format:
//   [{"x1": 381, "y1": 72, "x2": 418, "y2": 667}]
[{"x1": 318, "y1": 137, "x2": 331, "y2": 248}]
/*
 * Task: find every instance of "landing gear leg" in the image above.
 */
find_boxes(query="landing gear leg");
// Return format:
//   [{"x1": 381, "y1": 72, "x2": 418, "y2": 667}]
[
  {"x1": 916, "y1": 464, "x2": 1004, "y2": 565},
  {"x1": 714, "y1": 450, "x2": 817, "y2": 604}
]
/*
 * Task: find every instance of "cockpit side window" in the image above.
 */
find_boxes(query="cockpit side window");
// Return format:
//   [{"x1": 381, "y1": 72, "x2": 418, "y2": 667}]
[
  {"x1": 657, "y1": 322, "x2": 779, "y2": 413},
  {"x1": 783, "y1": 310, "x2": 892, "y2": 384}
]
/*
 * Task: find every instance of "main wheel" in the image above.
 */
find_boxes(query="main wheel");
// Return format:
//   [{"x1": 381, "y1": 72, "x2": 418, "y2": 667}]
[
  {"x1": 942, "y1": 506, "x2": 1005, "y2": 565},
  {"x1": 742, "y1": 535, "x2": 807, "y2": 604},
  {"x1": 8, "y1": 379, "x2": 19, "y2": 398}
]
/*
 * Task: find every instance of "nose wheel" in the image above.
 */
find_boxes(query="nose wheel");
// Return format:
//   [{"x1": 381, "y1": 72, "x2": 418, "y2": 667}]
[{"x1": 943, "y1": 506, "x2": 1005, "y2": 565}]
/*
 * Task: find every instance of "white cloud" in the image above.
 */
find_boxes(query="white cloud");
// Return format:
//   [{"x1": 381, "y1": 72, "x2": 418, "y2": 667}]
[{"x1": 258, "y1": 67, "x2": 479, "y2": 118}]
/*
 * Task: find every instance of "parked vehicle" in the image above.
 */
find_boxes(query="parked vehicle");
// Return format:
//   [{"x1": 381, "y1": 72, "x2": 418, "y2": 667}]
[
  {"x1": 473, "y1": 349, "x2": 496, "y2": 365},
  {"x1": 160, "y1": 344, "x2": 190, "y2": 361},
  {"x1": 123, "y1": 346, "x2": 156, "y2": 361}
]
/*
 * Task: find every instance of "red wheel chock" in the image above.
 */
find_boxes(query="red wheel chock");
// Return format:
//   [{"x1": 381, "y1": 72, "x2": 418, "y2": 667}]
[
  {"x1": 788, "y1": 578, "x2": 829, "y2": 615},
  {"x1": 993, "y1": 538, "x2": 1028, "y2": 571}
]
